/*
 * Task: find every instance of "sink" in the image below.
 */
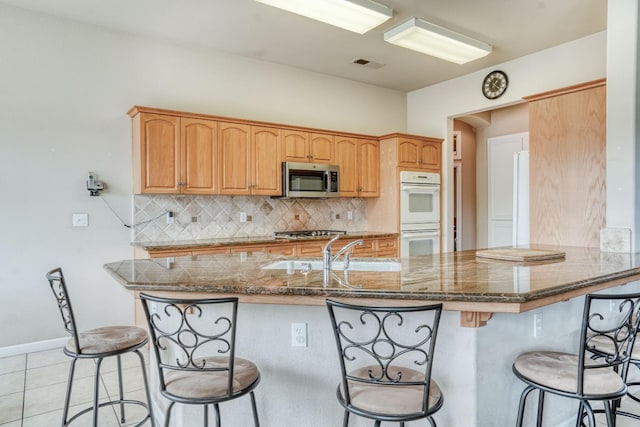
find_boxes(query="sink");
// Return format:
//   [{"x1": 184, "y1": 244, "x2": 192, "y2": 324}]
[{"x1": 263, "y1": 259, "x2": 401, "y2": 272}]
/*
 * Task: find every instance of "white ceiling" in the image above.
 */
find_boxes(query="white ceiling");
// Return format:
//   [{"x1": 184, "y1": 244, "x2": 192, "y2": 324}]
[{"x1": 0, "y1": 0, "x2": 607, "y2": 92}]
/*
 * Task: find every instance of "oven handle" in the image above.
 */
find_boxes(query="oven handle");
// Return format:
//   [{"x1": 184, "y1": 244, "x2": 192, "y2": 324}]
[
  {"x1": 401, "y1": 185, "x2": 440, "y2": 192},
  {"x1": 401, "y1": 230, "x2": 440, "y2": 237}
]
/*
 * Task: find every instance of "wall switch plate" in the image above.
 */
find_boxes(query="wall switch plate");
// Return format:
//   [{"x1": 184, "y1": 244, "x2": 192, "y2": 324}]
[
  {"x1": 347, "y1": 211, "x2": 353, "y2": 220},
  {"x1": 72, "y1": 213, "x2": 89, "y2": 227},
  {"x1": 291, "y1": 322, "x2": 307, "y2": 347},
  {"x1": 240, "y1": 212, "x2": 247, "y2": 223}
]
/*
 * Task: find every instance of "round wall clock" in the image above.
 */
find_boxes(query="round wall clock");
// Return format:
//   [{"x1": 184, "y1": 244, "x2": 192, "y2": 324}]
[{"x1": 482, "y1": 70, "x2": 508, "y2": 99}]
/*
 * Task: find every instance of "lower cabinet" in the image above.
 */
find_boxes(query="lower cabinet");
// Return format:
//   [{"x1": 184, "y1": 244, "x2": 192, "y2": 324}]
[{"x1": 146, "y1": 236, "x2": 398, "y2": 258}]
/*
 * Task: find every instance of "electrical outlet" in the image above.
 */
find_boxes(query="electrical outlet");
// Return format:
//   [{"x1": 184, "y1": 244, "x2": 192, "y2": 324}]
[
  {"x1": 72, "y1": 213, "x2": 89, "y2": 227},
  {"x1": 166, "y1": 212, "x2": 175, "y2": 224},
  {"x1": 347, "y1": 211, "x2": 353, "y2": 220},
  {"x1": 291, "y1": 323, "x2": 307, "y2": 347},
  {"x1": 335, "y1": 213, "x2": 341, "y2": 220},
  {"x1": 533, "y1": 312, "x2": 542, "y2": 337},
  {"x1": 240, "y1": 212, "x2": 247, "y2": 223}
]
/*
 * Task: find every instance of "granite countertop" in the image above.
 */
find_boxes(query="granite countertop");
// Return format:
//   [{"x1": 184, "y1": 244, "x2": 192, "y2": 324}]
[
  {"x1": 132, "y1": 231, "x2": 399, "y2": 251},
  {"x1": 104, "y1": 245, "x2": 640, "y2": 311}
]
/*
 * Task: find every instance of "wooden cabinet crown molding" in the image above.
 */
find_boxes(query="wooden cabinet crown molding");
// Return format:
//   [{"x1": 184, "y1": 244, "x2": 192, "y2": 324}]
[
  {"x1": 378, "y1": 133, "x2": 443, "y2": 144},
  {"x1": 523, "y1": 78, "x2": 606, "y2": 102},
  {"x1": 129, "y1": 105, "x2": 378, "y2": 141}
]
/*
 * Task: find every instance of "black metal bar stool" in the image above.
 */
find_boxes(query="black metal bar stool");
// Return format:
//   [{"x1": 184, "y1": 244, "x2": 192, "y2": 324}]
[
  {"x1": 326, "y1": 299, "x2": 444, "y2": 427},
  {"x1": 139, "y1": 293, "x2": 260, "y2": 427},
  {"x1": 512, "y1": 292, "x2": 640, "y2": 427},
  {"x1": 45, "y1": 268, "x2": 154, "y2": 426}
]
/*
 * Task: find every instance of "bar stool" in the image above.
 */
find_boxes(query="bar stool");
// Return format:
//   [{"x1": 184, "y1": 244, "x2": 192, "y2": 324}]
[
  {"x1": 587, "y1": 308, "x2": 640, "y2": 422},
  {"x1": 512, "y1": 292, "x2": 640, "y2": 427},
  {"x1": 45, "y1": 268, "x2": 154, "y2": 426},
  {"x1": 139, "y1": 293, "x2": 260, "y2": 427},
  {"x1": 326, "y1": 299, "x2": 444, "y2": 427}
]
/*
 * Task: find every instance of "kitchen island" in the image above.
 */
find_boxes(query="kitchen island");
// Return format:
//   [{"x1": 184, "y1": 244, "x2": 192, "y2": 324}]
[{"x1": 105, "y1": 246, "x2": 640, "y2": 427}]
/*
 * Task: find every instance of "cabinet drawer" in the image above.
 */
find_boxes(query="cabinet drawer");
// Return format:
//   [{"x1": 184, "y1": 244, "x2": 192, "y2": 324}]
[
  {"x1": 352, "y1": 239, "x2": 375, "y2": 254},
  {"x1": 191, "y1": 247, "x2": 230, "y2": 256},
  {"x1": 376, "y1": 250, "x2": 398, "y2": 258},
  {"x1": 266, "y1": 244, "x2": 296, "y2": 256},
  {"x1": 229, "y1": 245, "x2": 266, "y2": 253},
  {"x1": 148, "y1": 249, "x2": 192, "y2": 258},
  {"x1": 297, "y1": 242, "x2": 324, "y2": 256},
  {"x1": 376, "y1": 238, "x2": 398, "y2": 250}
]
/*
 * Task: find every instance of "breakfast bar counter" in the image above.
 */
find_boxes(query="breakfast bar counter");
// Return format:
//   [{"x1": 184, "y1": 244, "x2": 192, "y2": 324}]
[
  {"x1": 104, "y1": 245, "x2": 640, "y2": 427},
  {"x1": 105, "y1": 245, "x2": 640, "y2": 327}
]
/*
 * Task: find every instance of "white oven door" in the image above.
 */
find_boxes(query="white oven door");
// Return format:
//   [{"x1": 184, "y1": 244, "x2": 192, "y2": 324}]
[
  {"x1": 400, "y1": 185, "x2": 440, "y2": 224},
  {"x1": 400, "y1": 229, "x2": 440, "y2": 257}
]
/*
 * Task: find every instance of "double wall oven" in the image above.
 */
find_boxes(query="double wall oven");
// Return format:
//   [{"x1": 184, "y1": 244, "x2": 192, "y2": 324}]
[{"x1": 399, "y1": 171, "x2": 441, "y2": 257}]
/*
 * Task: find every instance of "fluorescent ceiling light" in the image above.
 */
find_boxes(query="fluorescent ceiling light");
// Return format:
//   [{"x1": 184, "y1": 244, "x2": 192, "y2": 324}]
[
  {"x1": 384, "y1": 18, "x2": 492, "y2": 64},
  {"x1": 255, "y1": 0, "x2": 393, "y2": 34}
]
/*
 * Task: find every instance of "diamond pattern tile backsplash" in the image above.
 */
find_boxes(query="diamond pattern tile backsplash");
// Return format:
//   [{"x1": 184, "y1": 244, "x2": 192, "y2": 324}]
[{"x1": 133, "y1": 195, "x2": 368, "y2": 242}]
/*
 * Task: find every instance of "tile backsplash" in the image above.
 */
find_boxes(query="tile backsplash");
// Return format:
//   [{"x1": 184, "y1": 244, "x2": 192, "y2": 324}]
[{"x1": 133, "y1": 195, "x2": 368, "y2": 242}]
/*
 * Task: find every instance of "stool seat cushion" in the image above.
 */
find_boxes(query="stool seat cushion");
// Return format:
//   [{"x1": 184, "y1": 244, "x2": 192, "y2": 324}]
[
  {"x1": 164, "y1": 356, "x2": 259, "y2": 400},
  {"x1": 65, "y1": 326, "x2": 148, "y2": 355},
  {"x1": 339, "y1": 365, "x2": 442, "y2": 416},
  {"x1": 513, "y1": 351, "x2": 625, "y2": 396}
]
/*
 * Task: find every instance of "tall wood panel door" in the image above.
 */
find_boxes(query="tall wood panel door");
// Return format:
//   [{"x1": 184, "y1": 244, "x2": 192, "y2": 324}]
[
  {"x1": 252, "y1": 126, "x2": 282, "y2": 195},
  {"x1": 335, "y1": 136, "x2": 358, "y2": 196},
  {"x1": 180, "y1": 118, "x2": 218, "y2": 194},
  {"x1": 357, "y1": 139, "x2": 380, "y2": 197},
  {"x1": 137, "y1": 113, "x2": 180, "y2": 193},
  {"x1": 527, "y1": 80, "x2": 606, "y2": 248},
  {"x1": 219, "y1": 122, "x2": 251, "y2": 194}
]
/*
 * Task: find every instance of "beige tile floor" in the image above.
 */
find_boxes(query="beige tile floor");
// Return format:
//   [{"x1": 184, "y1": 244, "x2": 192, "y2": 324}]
[{"x1": 0, "y1": 348, "x2": 151, "y2": 427}]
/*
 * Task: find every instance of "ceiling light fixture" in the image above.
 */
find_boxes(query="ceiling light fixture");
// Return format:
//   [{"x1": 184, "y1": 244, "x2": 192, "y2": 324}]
[
  {"x1": 255, "y1": 0, "x2": 393, "y2": 34},
  {"x1": 384, "y1": 18, "x2": 492, "y2": 64}
]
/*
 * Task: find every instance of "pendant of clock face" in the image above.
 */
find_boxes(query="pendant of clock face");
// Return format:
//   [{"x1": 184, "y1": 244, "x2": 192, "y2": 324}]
[{"x1": 482, "y1": 70, "x2": 508, "y2": 99}]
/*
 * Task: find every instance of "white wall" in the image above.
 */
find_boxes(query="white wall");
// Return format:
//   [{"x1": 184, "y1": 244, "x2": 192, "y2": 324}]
[
  {"x1": 0, "y1": 4, "x2": 406, "y2": 349},
  {"x1": 407, "y1": 32, "x2": 607, "y2": 252}
]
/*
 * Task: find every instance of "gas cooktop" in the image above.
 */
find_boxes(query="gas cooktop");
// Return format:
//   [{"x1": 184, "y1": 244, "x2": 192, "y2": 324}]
[{"x1": 274, "y1": 230, "x2": 346, "y2": 239}]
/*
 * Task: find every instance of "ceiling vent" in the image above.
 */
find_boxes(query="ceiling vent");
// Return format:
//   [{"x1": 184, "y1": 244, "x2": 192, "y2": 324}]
[{"x1": 352, "y1": 58, "x2": 385, "y2": 69}]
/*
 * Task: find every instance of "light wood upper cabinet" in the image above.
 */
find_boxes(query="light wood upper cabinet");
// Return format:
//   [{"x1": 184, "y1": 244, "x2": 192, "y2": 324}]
[
  {"x1": 252, "y1": 126, "x2": 282, "y2": 195},
  {"x1": 218, "y1": 123, "x2": 282, "y2": 195},
  {"x1": 219, "y1": 122, "x2": 251, "y2": 194},
  {"x1": 397, "y1": 137, "x2": 441, "y2": 171},
  {"x1": 283, "y1": 130, "x2": 334, "y2": 163},
  {"x1": 309, "y1": 133, "x2": 334, "y2": 163},
  {"x1": 181, "y1": 117, "x2": 218, "y2": 194},
  {"x1": 133, "y1": 112, "x2": 218, "y2": 194},
  {"x1": 336, "y1": 137, "x2": 379, "y2": 197},
  {"x1": 357, "y1": 139, "x2": 380, "y2": 197}
]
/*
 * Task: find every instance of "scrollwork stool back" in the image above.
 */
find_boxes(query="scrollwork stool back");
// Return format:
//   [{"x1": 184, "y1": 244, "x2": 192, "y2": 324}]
[
  {"x1": 326, "y1": 299, "x2": 444, "y2": 426},
  {"x1": 139, "y1": 293, "x2": 260, "y2": 427},
  {"x1": 45, "y1": 268, "x2": 154, "y2": 427},
  {"x1": 512, "y1": 292, "x2": 640, "y2": 427}
]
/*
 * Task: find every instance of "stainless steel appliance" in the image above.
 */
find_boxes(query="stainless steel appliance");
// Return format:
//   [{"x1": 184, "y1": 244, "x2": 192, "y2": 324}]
[
  {"x1": 280, "y1": 162, "x2": 340, "y2": 198},
  {"x1": 399, "y1": 171, "x2": 441, "y2": 256},
  {"x1": 274, "y1": 230, "x2": 346, "y2": 239}
]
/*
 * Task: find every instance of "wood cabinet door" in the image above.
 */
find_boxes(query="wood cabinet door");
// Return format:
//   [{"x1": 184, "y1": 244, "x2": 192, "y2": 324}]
[
  {"x1": 419, "y1": 142, "x2": 441, "y2": 170},
  {"x1": 335, "y1": 136, "x2": 358, "y2": 196},
  {"x1": 139, "y1": 113, "x2": 180, "y2": 193},
  {"x1": 219, "y1": 122, "x2": 251, "y2": 194},
  {"x1": 282, "y1": 130, "x2": 309, "y2": 162},
  {"x1": 181, "y1": 118, "x2": 218, "y2": 194},
  {"x1": 310, "y1": 133, "x2": 334, "y2": 163},
  {"x1": 252, "y1": 126, "x2": 282, "y2": 195},
  {"x1": 397, "y1": 138, "x2": 421, "y2": 168},
  {"x1": 357, "y1": 139, "x2": 380, "y2": 197}
]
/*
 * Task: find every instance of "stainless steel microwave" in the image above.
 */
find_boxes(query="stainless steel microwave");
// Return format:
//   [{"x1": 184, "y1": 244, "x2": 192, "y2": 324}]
[{"x1": 281, "y1": 162, "x2": 340, "y2": 198}]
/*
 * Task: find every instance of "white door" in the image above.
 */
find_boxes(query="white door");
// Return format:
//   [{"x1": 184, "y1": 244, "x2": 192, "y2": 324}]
[{"x1": 487, "y1": 132, "x2": 529, "y2": 248}]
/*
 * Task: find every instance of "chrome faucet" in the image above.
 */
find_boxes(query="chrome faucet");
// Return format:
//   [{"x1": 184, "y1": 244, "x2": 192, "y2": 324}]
[
  {"x1": 322, "y1": 234, "x2": 341, "y2": 283},
  {"x1": 331, "y1": 240, "x2": 364, "y2": 270},
  {"x1": 323, "y1": 236, "x2": 364, "y2": 283}
]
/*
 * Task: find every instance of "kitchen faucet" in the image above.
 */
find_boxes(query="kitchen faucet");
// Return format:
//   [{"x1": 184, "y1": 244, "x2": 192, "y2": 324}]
[{"x1": 322, "y1": 235, "x2": 364, "y2": 283}]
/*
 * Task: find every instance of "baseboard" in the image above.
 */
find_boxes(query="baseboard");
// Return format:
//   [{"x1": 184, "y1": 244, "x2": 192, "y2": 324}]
[{"x1": 0, "y1": 337, "x2": 68, "y2": 358}]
